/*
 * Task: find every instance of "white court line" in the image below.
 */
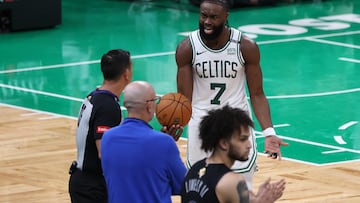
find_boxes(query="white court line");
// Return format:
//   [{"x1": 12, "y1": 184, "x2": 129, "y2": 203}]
[
  {"x1": 0, "y1": 103, "x2": 77, "y2": 120},
  {"x1": 0, "y1": 84, "x2": 129, "y2": 110},
  {"x1": 0, "y1": 60, "x2": 99, "y2": 74},
  {"x1": 256, "y1": 132, "x2": 360, "y2": 154},
  {"x1": 339, "y1": 121, "x2": 359, "y2": 130},
  {"x1": 305, "y1": 37, "x2": 360, "y2": 49},
  {"x1": 0, "y1": 52, "x2": 175, "y2": 74},
  {"x1": 0, "y1": 84, "x2": 84, "y2": 102},
  {"x1": 322, "y1": 149, "x2": 346, "y2": 154},
  {"x1": 21, "y1": 112, "x2": 42, "y2": 116},
  {"x1": 2, "y1": 83, "x2": 360, "y2": 102},
  {"x1": 315, "y1": 158, "x2": 360, "y2": 166},
  {"x1": 257, "y1": 132, "x2": 360, "y2": 165},
  {"x1": 1, "y1": 30, "x2": 360, "y2": 75},
  {"x1": 256, "y1": 30, "x2": 360, "y2": 45},
  {"x1": 276, "y1": 135, "x2": 360, "y2": 154},
  {"x1": 266, "y1": 87, "x2": 360, "y2": 99},
  {"x1": 334, "y1": 135, "x2": 347, "y2": 145},
  {"x1": 38, "y1": 116, "x2": 62, "y2": 120},
  {"x1": 258, "y1": 152, "x2": 320, "y2": 166},
  {"x1": 339, "y1": 57, "x2": 360, "y2": 64}
]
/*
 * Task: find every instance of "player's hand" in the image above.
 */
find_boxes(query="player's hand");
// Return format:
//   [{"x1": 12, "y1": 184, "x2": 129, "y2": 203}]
[
  {"x1": 161, "y1": 124, "x2": 183, "y2": 141},
  {"x1": 257, "y1": 177, "x2": 271, "y2": 195},
  {"x1": 254, "y1": 178, "x2": 286, "y2": 203},
  {"x1": 254, "y1": 178, "x2": 273, "y2": 203},
  {"x1": 264, "y1": 135, "x2": 288, "y2": 160},
  {"x1": 269, "y1": 179, "x2": 286, "y2": 201}
]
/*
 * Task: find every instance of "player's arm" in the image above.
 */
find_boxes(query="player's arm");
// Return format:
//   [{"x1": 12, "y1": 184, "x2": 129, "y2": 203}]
[
  {"x1": 216, "y1": 173, "x2": 250, "y2": 203},
  {"x1": 176, "y1": 38, "x2": 194, "y2": 102},
  {"x1": 95, "y1": 140, "x2": 102, "y2": 158},
  {"x1": 241, "y1": 35, "x2": 272, "y2": 131},
  {"x1": 217, "y1": 173, "x2": 285, "y2": 203},
  {"x1": 241, "y1": 36, "x2": 288, "y2": 159},
  {"x1": 94, "y1": 104, "x2": 120, "y2": 159}
]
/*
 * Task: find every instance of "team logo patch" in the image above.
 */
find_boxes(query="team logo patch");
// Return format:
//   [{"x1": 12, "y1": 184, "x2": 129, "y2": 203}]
[
  {"x1": 96, "y1": 126, "x2": 110, "y2": 133},
  {"x1": 198, "y1": 167, "x2": 206, "y2": 178}
]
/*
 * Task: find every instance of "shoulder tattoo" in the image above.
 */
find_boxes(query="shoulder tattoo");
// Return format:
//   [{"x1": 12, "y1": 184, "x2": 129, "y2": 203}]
[{"x1": 237, "y1": 180, "x2": 249, "y2": 203}]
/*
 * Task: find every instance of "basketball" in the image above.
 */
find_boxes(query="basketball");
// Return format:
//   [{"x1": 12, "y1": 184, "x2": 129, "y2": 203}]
[{"x1": 155, "y1": 92, "x2": 192, "y2": 127}]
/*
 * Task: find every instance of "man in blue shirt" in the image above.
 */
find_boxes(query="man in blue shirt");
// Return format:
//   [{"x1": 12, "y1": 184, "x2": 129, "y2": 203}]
[{"x1": 101, "y1": 81, "x2": 187, "y2": 203}]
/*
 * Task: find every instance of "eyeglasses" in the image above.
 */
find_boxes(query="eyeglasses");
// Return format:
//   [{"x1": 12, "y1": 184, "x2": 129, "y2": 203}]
[{"x1": 145, "y1": 96, "x2": 161, "y2": 104}]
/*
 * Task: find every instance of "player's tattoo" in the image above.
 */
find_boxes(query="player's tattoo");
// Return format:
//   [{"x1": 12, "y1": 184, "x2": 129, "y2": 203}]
[{"x1": 237, "y1": 180, "x2": 249, "y2": 203}]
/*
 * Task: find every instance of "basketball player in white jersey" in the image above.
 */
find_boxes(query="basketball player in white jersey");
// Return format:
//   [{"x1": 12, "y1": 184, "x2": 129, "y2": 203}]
[{"x1": 175, "y1": 0, "x2": 288, "y2": 190}]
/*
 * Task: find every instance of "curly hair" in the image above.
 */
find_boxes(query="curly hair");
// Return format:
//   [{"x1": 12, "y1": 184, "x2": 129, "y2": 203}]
[{"x1": 199, "y1": 105, "x2": 254, "y2": 152}]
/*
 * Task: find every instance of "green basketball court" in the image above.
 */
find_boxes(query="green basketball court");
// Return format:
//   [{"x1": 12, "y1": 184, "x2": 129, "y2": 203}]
[{"x1": 1, "y1": 0, "x2": 359, "y2": 165}]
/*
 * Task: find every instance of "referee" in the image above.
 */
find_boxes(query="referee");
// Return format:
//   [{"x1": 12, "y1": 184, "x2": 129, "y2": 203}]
[{"x1": 68, "y1": 49, "x2": 132, "y2": 203}]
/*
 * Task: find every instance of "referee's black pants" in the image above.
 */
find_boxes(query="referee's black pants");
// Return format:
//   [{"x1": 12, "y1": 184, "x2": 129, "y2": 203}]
[{"x1": 69, "y1": 169, "x2": 108, "y2": 203}]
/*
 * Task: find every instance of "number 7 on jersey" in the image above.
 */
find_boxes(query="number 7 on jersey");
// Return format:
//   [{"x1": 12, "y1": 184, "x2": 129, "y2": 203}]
[{"x1": 210, "y1": 83, "x2": 226, "y2": 105}]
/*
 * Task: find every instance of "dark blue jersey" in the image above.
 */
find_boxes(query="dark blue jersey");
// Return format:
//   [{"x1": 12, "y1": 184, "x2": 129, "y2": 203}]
[{"x1": 181, "y1": 158, "x2": 232, "y2": 203}]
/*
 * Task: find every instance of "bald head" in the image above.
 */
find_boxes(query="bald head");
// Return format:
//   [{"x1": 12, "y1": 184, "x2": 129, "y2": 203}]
[
  {"x1": 123, "y1": 81, "x2": 155, "y2": 107},
  {"x1": 123, "y1": 81, "x2": 157, "y2": 121}
]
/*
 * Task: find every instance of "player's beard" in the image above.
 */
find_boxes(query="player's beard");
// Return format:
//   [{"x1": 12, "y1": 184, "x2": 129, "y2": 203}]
[
  {"x1": 199, "y1": 22, "x2": 225, "y2": 41},
  {"x1": 228, "y1": 144, "x2": 249, "y2": 162}
]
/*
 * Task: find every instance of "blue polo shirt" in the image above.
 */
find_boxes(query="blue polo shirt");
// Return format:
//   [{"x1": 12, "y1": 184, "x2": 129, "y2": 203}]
[{"x1": 101, "y1": 118, "x2": 187, "y2": 203}]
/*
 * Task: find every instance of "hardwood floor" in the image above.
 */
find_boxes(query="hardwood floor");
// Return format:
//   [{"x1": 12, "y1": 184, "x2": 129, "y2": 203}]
[
  {"x1": 0, "y1": 105, "x2": 76, "y2": 203},
  {"x1": 1, "y1": 105, "x2": 359, "y2": 202}
]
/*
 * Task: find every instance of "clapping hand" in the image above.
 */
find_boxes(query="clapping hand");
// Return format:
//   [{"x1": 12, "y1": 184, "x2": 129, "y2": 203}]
[
  {"x1": 269, "y1": 179, "x2": 286, "y2": 201},
  {"x1": 255, "y1": 178, "x2": 286, "y2": 203}
]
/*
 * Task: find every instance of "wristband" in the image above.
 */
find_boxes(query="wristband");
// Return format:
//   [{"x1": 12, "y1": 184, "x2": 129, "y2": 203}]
[{"x1": 263, "y1": 127, "x2": 276, "y2": 137}]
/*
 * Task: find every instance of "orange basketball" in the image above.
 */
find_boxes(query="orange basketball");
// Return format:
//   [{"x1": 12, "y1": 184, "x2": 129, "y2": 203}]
[{"x1": 155, "y1": 92, "x2": 192, "y2": 127}]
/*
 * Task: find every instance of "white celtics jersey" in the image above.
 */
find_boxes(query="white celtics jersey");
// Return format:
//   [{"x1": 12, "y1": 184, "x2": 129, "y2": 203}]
[
  {"x1": 187, "y1": 28, "x2": 257, "y2": 186},
  {"x1": 190, "y1": 28, "x2": 249, "y2": 112}
]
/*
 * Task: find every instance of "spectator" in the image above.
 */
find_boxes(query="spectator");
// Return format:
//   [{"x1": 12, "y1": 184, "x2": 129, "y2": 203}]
[{"x1": 101, "y1": 81, "x2": 187, "y2": 203}]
